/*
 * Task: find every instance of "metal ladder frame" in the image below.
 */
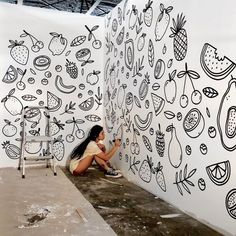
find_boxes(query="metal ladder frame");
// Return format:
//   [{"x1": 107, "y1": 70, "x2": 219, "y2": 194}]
[{"x1": 18, "y1": 106, "x2": 57, "y2": 178}]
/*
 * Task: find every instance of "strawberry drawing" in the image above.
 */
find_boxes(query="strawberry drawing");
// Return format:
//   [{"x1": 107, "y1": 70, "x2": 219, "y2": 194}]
[
  {"x1": 25, "y1": 129, "x2": 42, "y2": 154},
  {"x1": 8, "y1": 40, "x2": 29, "y2": 65},
  {"x1": 138, "y1": 155, "x2": 155, "y2": 183},
  {"x1": 48, "y1": 117, "x2": 65, "y2": 136},
  {"x1": 52, "y1": 135, "x2": 65, "y2": 161},
  {"x1": 65, "y1": 59, "x2": 78, "y2": 79},
  {"x1": 143, "y1": 0, "x2": 153, "y2": 27},
  {"x1": 48, "y1": 32, "x2": 68, "y2": 56},
  {"x1": 154, "y1": 162, "x2": 166, "y2": 192},
  {"x1": 155, "y1": 4, "x2": 173, "y2": 41},
  {"x1": 1, "y1": 88, "x2": 23, "y2": 116},
  {"x1": 129, "y1": 5, "x2": 138, "y2": 30}
]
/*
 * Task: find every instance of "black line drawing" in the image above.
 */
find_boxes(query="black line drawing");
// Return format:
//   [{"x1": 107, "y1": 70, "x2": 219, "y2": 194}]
[
  {"x1": 55, "y1": 75, "x2": 76, "y2": 94},
  {"x1": 20, "y1": 30, "x2": 44, "y2": 52},
  {"x1": 105, "y1": 116, "x2": 113, "y2": 133},
  {"x1": 105, "y1": 33, "x2": 114, "y2": 55},
  {"x1": 164, "y1": 111, "x2": 175, "y2": 120},
  {"x1": 65, "y1": 59, "x2": 78, "y2": 79},
  {"x1": 78, "y1": 97, "x2": 94, "y2": 111},
  {"x1": 9, "y1": 40, "x2": 29, "y2": 65},
  {"x1": 206, "y1": 107, "x2": 211, "y2": 118},
  {"x1": 177, "y1": 112, "x2": 182, "y2": 121},
  {"x1": 155, "y1": 4, "x2": 173, "y2": 41},
  {"x1": 130, "y1": 124, "x2": 140, "y2": 155},
  {"x1": 149, "y1": 128, "x2": 154, "y2": 135},
  {"x1": 111, "y1": 88, "x2": 117, "y2": 100},
  {"x1": 164, "y1": 70, "x2": 177, "y2": 104},
  {"x1": 39, "y1": 101, "x2": 44, "y2": 106},
  {"x1": 135, "y1": 12, "x2": 143, "y2": 39},
  {"x1": 142, "y1": 135, "x2": 153, "y2": 152},
  {"x1": 65, "y1": 117, "x2": 85, "y2": 142},
  {"x1": 1, "y1": 89, "x2": 23, "y2": 116},
  {"x1": 143, "y1": 0, "x2": 153, "y2": 27},
  {"x1": 225, "y1": 189, "x2": 236, "y2": 219},
  {"x1": 44, "y1": 71, "x2": 52, "y2": 78},
  {"x1": 139, "y1": 72, "x2": 150, "y2": 100},
  {"x1": 154, "y1": 59, "x2": 165, "y2": 80},
  {"x1": 116, "y1": 26, "x2": 125, "y2": 45},
  {"x1": 154, "y1": 162, "x2": 166, "y2": 192},
  {"x1": 111, "y1": 18, "x2": 118, "y2": 37},
  {"x1": 156, "y1": 124, "x2": 165, "y2": 157},
  {"x1": 2, "y1": 141, "x2": 20, "y2": 159},
  {"x1": 22, "y1": 94, "x2": 37, "y2": 101},
  {"x1": 202, "y1": 87, "x2": 219, "y2": 98},
  {"x1": 132, "y1": 55, "x2": 144, "y2": 77},
  {"x1": 151, "y1": 93, "x2": 165, "y2": 116},
  {"x1": 41, "y1": 78, "x2": 48, "y2": 86},
  {"x1": 198, "y1": 178, "x2": 206, "y2": 191},
  {"x1": 183, "y1": 108, "x2": 205, "y2": 138},
  {"x1": 48, "y1": 117, "x2": 65, "y2": 136},
  {"x1": 174, "y1": 164, "x2": 196, "y2": 196},
  {"x1": 70, "y1": 35, "x2": 86, "y2": 47},
  {"x1": 109, "y1": 64, "x2": 117, "y2": 89},
  {"x1": 134, "y1": 95, "x2": 141, "y2": 108},
  {"x1": 129, "y1": 156, "x2": 140, "y2": 175},
  {"x1": 137, "y1": 33, "x2": 146, "y2": 51},
  {"x1": 104, "y1": 87, "x2": 111, "y2": 107},
  {"x1": 148, "y1": 39, "x2": 154, "y2": 67},
  {"x1": 217, "y1": 78, "x2": 236, "y2": 151},
  {"x1": 208, "y1": 126, "x2": 216, "y2": 138},
  {"x1": 114, "y1": 124, "x2": 123, "y2": 141},
  {"x1": 145, "y1": 100, "x2": 150, "y2": 109},
  {"x1": 33, "y1": 55, "x2": 51, "y2": 71},
  {"x1": 2, "y1": 65, "x2": 18, "y2": 83},
  {"x1": 25, "y1": 129, "x2": 42, "y2": 154},
  {"x1": 36, "y1": 89, "x2": 42, "y2": 95},
  {"x1": 65, "y1": 50, "x2": 71, "y2": 56},
  {"x1": 162, "y1": 44, "x2": 167, "y2": 54},
  {"x1": 55, "y1": 65, "x2": 62, "y2": 72},
  {"x1": 185, "y1": 145, "x2": 192, "y2": 155},
  {"x1": 124, "y1": 39, "x2": 134, "y2": 71},
  {"x1": 95, "y1": 87, "x2": 102, "y2": 110},
  {"x1": 177, "y1": 63, "x2": 202, "y2": 107},
  {"x1": 85, "y1": 25, "x2": 102, "y2": 49},
  {"x1": 152, "y1": 83, "x2": 160, "y2": 91},
  {"x1": 118, "y1": 7, "x2": 122, "y2": 25},
  {"x1": 117, "y1": 84, "x2": 126, "y2": 109},
  {"x1": 75, "y1": 48, "x2": 94, "y2": 66},
  {"x1": 60, "y1": 101, "x2": 76, "y2": 115},
  {"x1": 134, "y1": 111, "x2": 153, "y2": 131},
  {"x1": 86, "y1": 70, "x2": 100, "y2": 85},
  {"x1": 167, "y1": 59, "x2": 173, "y2": 68},
  {"x1": 200, "y1": 43, "x2": 236, "y2": 80},
  {"x1": 166, "y1": 124, "x2": 182, "y2": 168},
  {"x1": 169, "y1": 13, "x2": 187, "y2": 61},
  {"x1": 47, "y1": 91, "x2": 62, "y2": 112},
  {"x1": 79, "y1": 83, "x2": 85, "y2": 90},
  {"x1": 2, "y1": 119, "x2": 17, "y2": 137},
  {"x1": 25, "y1": 108, "x2": 42, "y2": 128},
  {"x1": 125, "y1": 92, "x2": 134, "y2": 113},
  {"x1": 16, "y1": 68, "x2": 27, "y2": 90},
  {"x1": 121, "y1": 109, "x2": 132, "y2": 133},
  {"x1": 122, "y1": 0, "x2": 128, "y2": 21},
  {"x1": 129, "y1": 5, "x2": 138, "y2": 30},
  {"x1": 104, "y1": 58, "x2": 110, "y2": 83},
  {"x1": 110, "y1": 102, "x2": 116, "y2": 126},
  {"x1": 199, "y1": 143, "x2": 207, "y2": 155},
  {"x1": 206, "y1": 160, "x2": 231, "y2": 186},
  {"x1": 52, "y1": 135, "x2": 65, "y2": 161},
  {"x1": 85, "y1": 114, "x2": 101, "y2": 122},
  {"x1": 139, "y1": 155, "x2": 155, "y2": 183},
  {"x1": 48, "y1": 32, "x2": 68, "y2": 56}
]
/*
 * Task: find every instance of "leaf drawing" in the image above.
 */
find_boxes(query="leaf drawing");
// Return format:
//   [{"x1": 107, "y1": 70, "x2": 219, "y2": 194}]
[
  {"x1": 60, "y1": 101, "x2": 76, "y2": 115},
  {"x1": 148, "y1": 39, "x2": 154, "y2": 67},
  {"x1": 202, "y1": 87, "x2": 218, "y2": 98}
]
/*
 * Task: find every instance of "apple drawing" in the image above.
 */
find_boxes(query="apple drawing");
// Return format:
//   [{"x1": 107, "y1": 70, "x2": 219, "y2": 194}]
[{"x1": 164, "y1": 70, "x2": 177, "y2": 104}]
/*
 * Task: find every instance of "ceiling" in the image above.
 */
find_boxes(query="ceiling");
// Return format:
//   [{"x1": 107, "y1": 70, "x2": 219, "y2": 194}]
[{"x1": 0, "y1": 0, "x2": 123, "y2": 16}]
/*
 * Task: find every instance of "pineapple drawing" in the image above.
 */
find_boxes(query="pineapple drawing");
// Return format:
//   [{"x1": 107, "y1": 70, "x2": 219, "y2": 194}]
[
  {"x1": 169, "y1": 13, "x2": 188, "y2": 61},
  {"x1": 156, "y1": 124, "x2": 165, "y2": 157},
  {"x1": 65, "y1": 59, "x2": 78, "y2": 79}
]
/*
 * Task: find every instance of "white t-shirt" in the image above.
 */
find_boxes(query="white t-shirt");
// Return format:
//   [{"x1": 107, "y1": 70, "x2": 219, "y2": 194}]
[{"x1": 69, "y1": 141, "x2": 102, "y2": 174}]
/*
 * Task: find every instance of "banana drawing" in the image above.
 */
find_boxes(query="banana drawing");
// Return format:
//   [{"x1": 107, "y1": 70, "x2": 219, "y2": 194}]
[
  {"x1": 134, "y1": 111, "x2": 153, "y2": 131},
  {"x1": 55, "y1": 75, "x2": 76, "y2": 94}
]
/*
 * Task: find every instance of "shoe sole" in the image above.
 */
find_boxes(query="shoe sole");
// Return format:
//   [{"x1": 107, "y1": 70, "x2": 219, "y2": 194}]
[{"x1": 104, "y1": 174, "x2": 122, "y2": 178}]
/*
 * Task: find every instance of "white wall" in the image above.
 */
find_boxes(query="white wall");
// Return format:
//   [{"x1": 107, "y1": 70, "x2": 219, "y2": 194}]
[
  {"x1": 0, "y1": 3, "x2": 104, "y2": 167},
  {"x1": 104, "y1": 0, "x2": 236, "y2": 235}
]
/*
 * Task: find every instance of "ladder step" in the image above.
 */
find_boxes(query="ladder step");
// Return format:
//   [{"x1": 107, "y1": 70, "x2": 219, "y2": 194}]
[
  {"x1": 25, "y1": 136, "x2": 52, "y2": 142},
  {"x1": 24, "y1": 155, "x2": 53, "y2": 161}
]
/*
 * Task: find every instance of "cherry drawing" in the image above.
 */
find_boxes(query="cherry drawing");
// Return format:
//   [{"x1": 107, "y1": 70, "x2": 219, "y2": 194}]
[{"x1": 85, "y1": 25, "x2": 102, "y2": 49}]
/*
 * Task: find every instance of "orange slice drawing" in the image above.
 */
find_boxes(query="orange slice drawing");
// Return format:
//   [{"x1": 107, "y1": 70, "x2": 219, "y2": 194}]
[
  {"x1": 78, "y1": 97, "x2": 94, "y2": 111},
  {"x1": 2, "y1": 65, "x2": 18, "y2": 83}
]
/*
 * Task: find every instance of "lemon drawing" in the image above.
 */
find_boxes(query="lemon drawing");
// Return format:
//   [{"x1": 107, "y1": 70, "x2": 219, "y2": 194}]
[
  {"x1": 183, "y1": 108, "x2": 205, "y2": 138},
  {"x1": 78, "y1": 97, "x2": 94, "y2": 111},
  {"x1": 2, "y1": 65, "x2": 18, "y2": 83},
  {"x1": 206, "y1": 160, "x2": 231, "y2": 186}
]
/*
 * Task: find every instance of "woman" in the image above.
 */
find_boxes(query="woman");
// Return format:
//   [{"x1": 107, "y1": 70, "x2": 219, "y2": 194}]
[{"x1": 69, "y1": 125, "x2": 122, "y2": 178}]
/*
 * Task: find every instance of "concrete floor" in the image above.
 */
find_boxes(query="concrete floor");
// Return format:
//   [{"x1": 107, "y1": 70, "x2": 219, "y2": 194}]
[
  {"x1": 0, "y1": 167, "x2": 116, "y2": 236},
  {"x1": 62, "y1": 166, "x2": 223, "y2": 236}
]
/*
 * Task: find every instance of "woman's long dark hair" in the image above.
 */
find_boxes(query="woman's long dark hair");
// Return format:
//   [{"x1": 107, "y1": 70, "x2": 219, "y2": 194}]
[{"x1": 70, "y1": 125, "x2": 103, "y2": 159}]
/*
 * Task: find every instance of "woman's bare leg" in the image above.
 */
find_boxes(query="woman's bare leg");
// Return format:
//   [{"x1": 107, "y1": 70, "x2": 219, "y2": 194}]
[
  {"x1": 73, "y1": 156, "x2": 94, "y2": 175},
  {"x1": 94, "y1": 156, "x2": 110, "y2": 171}
]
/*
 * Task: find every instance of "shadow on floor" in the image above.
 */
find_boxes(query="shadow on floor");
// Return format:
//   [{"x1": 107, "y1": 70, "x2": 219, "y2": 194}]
[{"x1": 61, "y1": 166, "x2": 222, "y2": 236}]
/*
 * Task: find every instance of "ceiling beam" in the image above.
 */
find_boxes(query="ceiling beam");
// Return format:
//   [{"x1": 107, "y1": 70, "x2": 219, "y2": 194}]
[{"x1": 86, "y1": 0, "x2": 102, "y2": 15}]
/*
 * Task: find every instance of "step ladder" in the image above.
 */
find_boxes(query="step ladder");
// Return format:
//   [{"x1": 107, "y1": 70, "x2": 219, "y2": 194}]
[{"x1": 18, "y1": 106, "x2": 57, "y2": 178}]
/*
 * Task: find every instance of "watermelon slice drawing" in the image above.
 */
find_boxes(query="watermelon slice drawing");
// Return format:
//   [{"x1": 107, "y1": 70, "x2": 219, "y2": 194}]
[
  {"x1": 47, "y1": 91, "x2": 62, "y2": 112},
  {"x1": 151, "y1": 93, "x2": 165, "y2": 116},
  {"x1": 200, "y1": 43, "x2": 236, "y2": 80}
]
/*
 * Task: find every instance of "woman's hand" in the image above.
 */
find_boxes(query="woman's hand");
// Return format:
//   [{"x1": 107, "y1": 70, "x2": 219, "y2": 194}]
[{"x1": 114, "y1": 139, "x2": 121, "y2": 147}]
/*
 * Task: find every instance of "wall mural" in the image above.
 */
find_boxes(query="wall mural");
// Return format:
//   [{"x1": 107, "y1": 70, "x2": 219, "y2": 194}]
[
  {"x1": 103, "y1": 0, "x2": 236, "y2": 233},
  {"x1": 0, "y1": 13, "x2": 103, "y2": 163}
]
